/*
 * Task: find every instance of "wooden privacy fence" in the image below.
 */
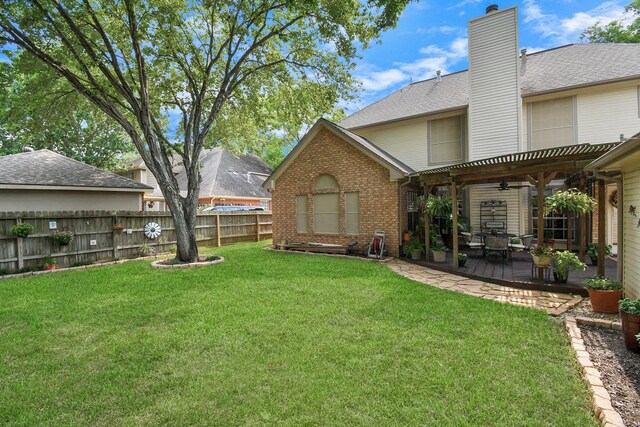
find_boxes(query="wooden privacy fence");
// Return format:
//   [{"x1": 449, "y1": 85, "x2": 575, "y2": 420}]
[{"x1": 0, "y1": 210, "x2": 272, "y2": 273}]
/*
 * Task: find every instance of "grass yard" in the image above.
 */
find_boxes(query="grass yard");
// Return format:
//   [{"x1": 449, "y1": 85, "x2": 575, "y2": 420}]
[{"x1": 1, "y1": 241, "x2": 596, "y2": 426}]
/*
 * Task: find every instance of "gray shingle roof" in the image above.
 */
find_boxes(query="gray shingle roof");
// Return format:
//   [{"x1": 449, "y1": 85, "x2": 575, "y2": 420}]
[
  {"x1": 341, "y1": 44, "x2": 640, "y2": 129},
  {"x1": 0, "y1": 149, "x2": 152, "y2": 191},
  {"x1": 173, "y1": 148, "x2": 272, "y2": 199}
]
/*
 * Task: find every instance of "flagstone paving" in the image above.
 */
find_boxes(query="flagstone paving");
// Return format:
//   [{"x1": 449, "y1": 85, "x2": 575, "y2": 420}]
[{"x1": 386, "y1": 259, "x2": 583, "y2": 316}]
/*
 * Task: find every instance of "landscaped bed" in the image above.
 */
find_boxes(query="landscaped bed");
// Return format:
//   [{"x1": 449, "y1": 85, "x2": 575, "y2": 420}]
[{"x1": 0, "y1": 241, "x2": 596, "y2": 425}]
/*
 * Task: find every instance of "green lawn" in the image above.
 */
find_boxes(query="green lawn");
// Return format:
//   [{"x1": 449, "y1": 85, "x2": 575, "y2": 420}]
[{"x1": 1, "y1": 241, "x2": 595, "y2": 426}]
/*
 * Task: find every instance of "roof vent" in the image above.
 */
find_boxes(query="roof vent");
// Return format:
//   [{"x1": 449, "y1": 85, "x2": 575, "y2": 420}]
[
  {"x1": 521, "y1": 48, "x2": 527, "y2": 56},
  {"x1": 486, "y1": 4, "x2": 499, "y2": 14},
  {"x1": 436, "y1": 70, "x2": 442, "y2": 82},
  {"x1": 20, "y1": 146, "x2": 35, "y2": 153}
]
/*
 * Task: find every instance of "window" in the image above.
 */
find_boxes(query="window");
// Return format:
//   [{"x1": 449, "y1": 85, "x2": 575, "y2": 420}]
[
  {"x1": 314, "y1": 193, "x2": 339, "y2": 234},
  {"x1": 531, "y1": 186, "x2": 575, "y2": 242},
  {"x1": 429, "y1": 115, "x2": 464, "y2": 165},
  {"x1": 314, "y1": 174, "x2": 338, "y2": 191},
  {"x1": 295, "y1": 195, "x2": 308, "y2": 234},
  {"x1": 345, "y1": 192, "x2": 360, "y2": 235},
  {"x1": 260, "y1": 200, "x2": 271, "y2": 210},
  {"x1": 529, "y1": 97, "x2": 576, "y2": 149}
]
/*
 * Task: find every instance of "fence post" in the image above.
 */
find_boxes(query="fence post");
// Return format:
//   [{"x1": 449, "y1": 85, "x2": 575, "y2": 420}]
[
  {"x1": 256, "y1": 214, "x2": 260, "y2": 242},
  {"x1": 215, "y1": 214, "x2": 221, "y2": 247},
  {"x1": 16, "y1": 218, "x2": 24, "y2": 270},
  {"x1": 112, "y1": 214, "x2": 119, "y2": 259}
]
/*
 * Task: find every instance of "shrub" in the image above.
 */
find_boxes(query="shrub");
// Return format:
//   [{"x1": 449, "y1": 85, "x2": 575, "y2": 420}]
[
  {"x1": 586, "y1": 243, "x2": 613, "y2": 258},
  {"x1": 553, "y1": 251, "x2": 586, "y2": 281},
  {"x1": 406, "y1": 238, "x2": 422, "y2": 253},
  {"x1": 11, "y1": 223, "x2": 34, "y2": 238},
  {"x1": 50, "y1": 230, "x2": 74, "y2": 245},
  {"x1": 42, "y1": 257, "x2": 57, "y2": 268},
  {"x1": 619, "y1": 298, "x2": 640, "y2": 314},
  {"x1": 584, "y1": 276, "x2": 623, "y2": 291}
]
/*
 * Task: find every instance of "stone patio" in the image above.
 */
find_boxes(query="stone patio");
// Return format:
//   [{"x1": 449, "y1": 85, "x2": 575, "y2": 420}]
[{"x1": 386, "y1": 259, "x2": 583, "y2": 316}]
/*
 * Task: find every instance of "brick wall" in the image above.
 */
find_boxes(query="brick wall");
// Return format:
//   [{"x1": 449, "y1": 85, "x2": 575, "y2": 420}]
[{"x1": 271, "y1": 127, "x2": 401, "y2": 256}]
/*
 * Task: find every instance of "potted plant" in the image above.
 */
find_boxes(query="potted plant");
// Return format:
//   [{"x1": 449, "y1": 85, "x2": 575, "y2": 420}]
[
  {"x1": 403, "y1": 231, "x2": 411, "y2": 242},
  {"x1": 530, "y1": 245, "x2": 554, "y2": 267},
  {"x1": 584, "y1": 276, "x2": 623, "y2": 313},
  {"x1": 10, "y1": 223, "x2": 34, "y2": 238},
  {"x1": 552, "y1": 251, "x2": 586, "y2": 283},
  {"x1": 42, "y1": 256, "x2": 57, "y2": 271},
  {"x1": 619, "y1": 298, "x2": 640, "y2": 353},
  {"x1": 406, "y1": 238, "x2": 423, "y2": 260},
  {"x1": 586, "y1": 242, "x2": 613, "y2": 266},
  {"x1": 50, "y1": 230, "x2": 74, "y2": 246},
  {"x1": 543, "y1": 229, "x2": 555, "y2": 248},
  {"x1": 458, "y1": 253, "x2": 468, "y2": 267},
  {"x1": 431, "y1": 242, "x2": 448, "y2": 263}
]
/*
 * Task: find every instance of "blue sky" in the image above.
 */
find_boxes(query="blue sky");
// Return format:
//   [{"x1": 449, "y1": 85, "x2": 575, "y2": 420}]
[{"x1": 349, "y1": 0, "x2": 632, "y2": 112}]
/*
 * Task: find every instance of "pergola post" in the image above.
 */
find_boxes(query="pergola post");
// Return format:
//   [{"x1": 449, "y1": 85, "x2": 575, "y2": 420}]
[
  {"x1": 424, "y1": 184, "x2": 431, "y2": 260},
  {"x1": 537, "y1": 171, "x2": 546, "y2": 280},
  {"x1": 579, "y1": 176, "x2": 587, "y2": 262},
  {"x1": 616, "y1": 178, "x2": 623, "y2": 282},
  {"x1": 451, "y1": 181, "x2": 458, "y2": 268},
  {"x1": 597, "y1": 179, "x2": 606, "y2": 277}
]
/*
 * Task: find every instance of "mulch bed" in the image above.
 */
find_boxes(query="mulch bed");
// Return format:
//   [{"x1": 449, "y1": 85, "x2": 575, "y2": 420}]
[{"x1": 567, "y1": 297, "x2": 640, "y2": 427}]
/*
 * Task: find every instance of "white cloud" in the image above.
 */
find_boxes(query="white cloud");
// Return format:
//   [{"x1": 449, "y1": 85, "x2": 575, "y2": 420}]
[
  {"x1": 355, "y1": 36, "x2": 469, "y2": 98},
  {"x1": 523, "y1": 0, "x2": 627, "y2": 44},
  {"x1": 359, "y1": 69, "x2": 408, "y2": 92}
]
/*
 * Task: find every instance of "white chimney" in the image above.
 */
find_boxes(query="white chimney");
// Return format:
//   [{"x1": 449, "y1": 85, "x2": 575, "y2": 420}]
[{"x1": 467, "y1": 5, "x2": 522, "y2": 161}]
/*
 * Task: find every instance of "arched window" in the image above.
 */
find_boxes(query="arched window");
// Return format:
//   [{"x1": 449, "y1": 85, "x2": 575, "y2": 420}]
[
  {"x1": 313, "y1": 174, "x2": 339, "y2": 234},
  {"x1": 314, "y1": 174, "x2": 338, "y2": 191}
]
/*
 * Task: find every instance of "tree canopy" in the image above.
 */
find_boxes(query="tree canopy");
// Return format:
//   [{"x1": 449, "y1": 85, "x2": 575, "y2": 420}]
[
  {"x1": 581, "y1": 0, "x2": 640, "y2": 43},
  {"x1": 0, "y1": 0, "x2": 411, "y2": 261},
  {"x1": 0, "y1": 52, "x2": 135, "y2": 169}
]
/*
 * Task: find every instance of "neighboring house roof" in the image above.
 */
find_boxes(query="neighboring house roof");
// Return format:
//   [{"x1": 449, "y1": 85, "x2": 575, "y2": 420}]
[
  {"x1": 0, "y1": 149, "x2": 152, "y2": 191},
  {"x1": 341, "y1": 44, "x2": 640, "y2": 129},
  {"x1": 175, "y1": 148, "x2": 273, "y2": 199},
  {"x1": 139, "y1": 148, "x2": 272, "y2": 199},
  {"x1": 263, "y1": 118, "x2": 416, "y2": 190}
]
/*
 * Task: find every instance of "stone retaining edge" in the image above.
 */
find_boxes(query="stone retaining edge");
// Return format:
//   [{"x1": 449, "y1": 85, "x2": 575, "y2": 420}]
[{"x1": 565, "y1": 316, "x2": 625, "y2": 427}]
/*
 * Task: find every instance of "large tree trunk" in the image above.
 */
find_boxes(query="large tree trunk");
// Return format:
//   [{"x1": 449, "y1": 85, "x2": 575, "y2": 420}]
[{"x1": 162, "y1": 185, "x2": 200, "y2": 263}]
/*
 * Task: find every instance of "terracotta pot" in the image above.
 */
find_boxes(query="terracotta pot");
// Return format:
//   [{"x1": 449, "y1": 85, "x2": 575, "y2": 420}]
[
  {"x1": 620, "y1": 309, "x2": 640, "y2": 353},
  {"x1": 586, "y1": 288, "x2": 623, "y2": 314},
  {"x1": 403, "y1": 232, "x2": 410, "y2": 242},
  {"x1": 46, "y1": 265, "x2": 56, "y2": 271},
  {"x1": 532, "y1": 255, "x2": 551, "y2": 267}
]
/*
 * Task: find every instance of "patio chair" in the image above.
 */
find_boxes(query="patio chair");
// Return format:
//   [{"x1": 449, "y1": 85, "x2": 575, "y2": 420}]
[
  {"x1": 485, "y1": 236, "x2": 510, "y2": 263},
  {"x1": 467, "y1": 234, "x2": 485, "y2": 258},
  {"x1": 458, "y1": 232, "x2": 472, "y2": 248}
]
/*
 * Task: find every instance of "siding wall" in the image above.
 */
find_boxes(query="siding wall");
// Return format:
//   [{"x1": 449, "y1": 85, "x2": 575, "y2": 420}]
[
  {"x1": 468, "y1": 7, "x2": 521, "y2": 160},
  {"x1": 468, "y1": 184, "x2": 524, "y2": 236},
  {"x1": 0, "y1": 189, "x2": 143, "y2": 212},
  {"x1": 577, "y1": 84, "x2": 640, "y2": 144},
  {"x1": 356, "y1": 117, "x2": 429, "y2": 171},
  {"x1": 623, "y1": 169, "x2": 640, "y2": 299}
]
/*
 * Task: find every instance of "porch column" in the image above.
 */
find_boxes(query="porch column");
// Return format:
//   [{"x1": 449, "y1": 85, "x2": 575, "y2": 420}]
[
  {"x1": 424, "y1": 184, "x2": 431, "y2": 260},
  {"x1": 597, "y1": 179, "x2": 606, "y2": 277},
  {"x1": 617, "y1": 178, "x2": 623, "y2": 282},
  {"x1": 537, "y1": 172, "x2": 546, "y2": 280},
  {"x1": 451, "y1": 181, "x2": 458, "y2": 268},
  {"x1": 579, "y1": 176, "x2": 587, "y2": 262}
]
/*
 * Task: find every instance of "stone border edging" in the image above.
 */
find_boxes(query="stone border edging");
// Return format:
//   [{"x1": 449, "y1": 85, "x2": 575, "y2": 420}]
[
  {"x1": 264, "y1": 245, "x2": 393, "y2": 263},
  {"x1": 0, "y1": 254, "x2": 167, "y2": 280},
  {"x1": 151, "y1": 256, "x2": 224, "y2": 269},
  {"x1": 565, "y1": 316, "x2": 625, "y2": 427}
]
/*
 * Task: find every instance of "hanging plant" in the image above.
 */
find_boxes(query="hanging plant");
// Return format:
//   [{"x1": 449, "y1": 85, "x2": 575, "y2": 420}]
[
  {"x1": 544, "y1": 188, "x2": 596, "y2": 216},
  {"x1": 609, "y1": 190, "x2": 618, "y2": 208},
  {"x1": 50, "y1": 230, "x2": 74, "y2": 246},
  {"x1": 11, "y1": 223, "x2": 34, "y2": 238}
]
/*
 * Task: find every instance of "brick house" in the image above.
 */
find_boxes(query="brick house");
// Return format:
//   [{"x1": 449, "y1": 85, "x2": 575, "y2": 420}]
[{"x1": 264, "y1": 119, "x2": 415, "y2": 256}]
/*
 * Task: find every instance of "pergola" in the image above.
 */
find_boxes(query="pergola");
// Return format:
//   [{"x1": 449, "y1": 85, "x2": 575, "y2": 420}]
[{"x1": 410, "y1": 143, "x2": 619, "y2": 279}]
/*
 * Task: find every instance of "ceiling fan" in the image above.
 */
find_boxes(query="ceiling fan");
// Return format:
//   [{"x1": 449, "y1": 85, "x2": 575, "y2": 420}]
[{"x1": 496, "y1": 180, "x2": 530, "y2": 191}]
